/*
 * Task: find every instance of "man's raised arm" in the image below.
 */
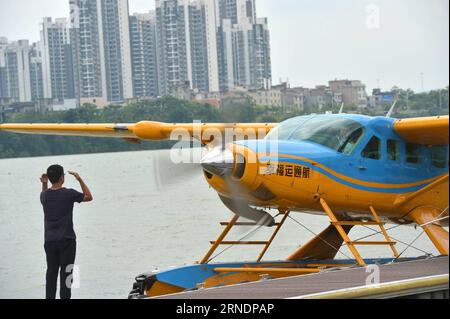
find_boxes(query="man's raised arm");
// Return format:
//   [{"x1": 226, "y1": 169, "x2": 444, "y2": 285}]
[
  {"x1": 40, "y1": 174, "x2": 49, "y2": 193},
  {"x1": 69, "y1": 172, "x2": 93, "y2": 202}
]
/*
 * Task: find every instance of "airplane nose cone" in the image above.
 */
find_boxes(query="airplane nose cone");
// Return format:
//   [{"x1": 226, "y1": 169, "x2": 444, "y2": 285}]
[{"x1": 201, "y1": 147, "x2": 235, "y2": 177}]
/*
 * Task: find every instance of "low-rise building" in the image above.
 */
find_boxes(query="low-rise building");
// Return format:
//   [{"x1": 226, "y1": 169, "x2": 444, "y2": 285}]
[
  {"x1": 249, "y1": 88, "x2": 283, "y2": 107},
  {"x1": 329, "y1": 79, "x2": 367, "y2": 107},
  {"x1": 248, "y1": 82, "x2": 306, "y2": 112},
  {"x1": 284, "y1": 87, "x2": 306, "y2": 112},
  {"x1": 368, "y1": 89, "x2": 396, "y2": 108},
  {"x1": 218, "y1": 88, "x2": 251, "y2": 108},
  {"x1": 308, "y1": 85, "x2": 334, "y2": 110}
]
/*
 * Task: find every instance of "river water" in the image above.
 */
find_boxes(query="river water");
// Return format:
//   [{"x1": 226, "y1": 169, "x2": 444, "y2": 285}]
[{"x1": 0, "y1": 150, "x2": 441, "y2": 299}]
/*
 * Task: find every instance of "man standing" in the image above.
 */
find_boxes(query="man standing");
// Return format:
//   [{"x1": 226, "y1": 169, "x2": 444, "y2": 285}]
[{"x1": 40, "y1": 165, "x2": 93, "y2": 299}]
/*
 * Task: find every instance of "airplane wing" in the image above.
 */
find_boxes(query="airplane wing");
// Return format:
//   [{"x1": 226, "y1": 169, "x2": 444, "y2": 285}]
[
  {"x1": 393, "y1": 115, "x2": 449, "y2": 145},
  {"x1": 0, "y1": 121, "x2": 277, "y2": 143}
]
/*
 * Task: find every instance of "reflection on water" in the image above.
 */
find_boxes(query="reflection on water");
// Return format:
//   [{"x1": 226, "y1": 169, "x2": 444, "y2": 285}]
[{"x1": 0, "y1": 150, "x2": 441, "y2": 299}]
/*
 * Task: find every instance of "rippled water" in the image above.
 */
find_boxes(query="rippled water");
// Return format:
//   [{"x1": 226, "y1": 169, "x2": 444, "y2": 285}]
[{"x1": 0, "y1": 150, "x2": 441, "y2": 299}]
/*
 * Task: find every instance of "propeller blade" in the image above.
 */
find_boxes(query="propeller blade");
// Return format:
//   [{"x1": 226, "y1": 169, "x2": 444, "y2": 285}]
[
  {"x1": 219, "y1": 191, "x2": 275, "y2": 227},
  {"x1": 151, "y1": 148, "x2": 203, "y2": 191}
]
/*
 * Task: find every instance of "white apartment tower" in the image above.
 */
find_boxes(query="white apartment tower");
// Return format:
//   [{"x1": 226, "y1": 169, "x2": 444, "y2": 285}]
[
  {"x1": 29, "y1": 42, "x2": 45, "y2": 101},
  {"x1": 155, "y1": 0, "x2": 191, "y2": 96},
  {"x1": 216, "y1": 0, "x2": 271, "y2": 91},
  {"x1": 69, "y1": 0, "x2": 133, "y2": 105},
  {"x1": 101, "y1": 0, "x2": 133, "y2": 102},
  {"x1": 194, "y1": 0, "x2": 220, "y2": 93},
  {"x1": 0, "y1": 39, "x2": 32, "y2": 102},
  {"x1": 155, "y1": 0, "x2": 221, "y2": 96},
  {"x1": 129, "y1": 12, "x2": 158, "y2": 98},
  {"x1": 40, "y1": 17, "x2": 76, "y2": 100},
  {"x1": 70, "y1": 0, "x2": 107, "y2": 105}
]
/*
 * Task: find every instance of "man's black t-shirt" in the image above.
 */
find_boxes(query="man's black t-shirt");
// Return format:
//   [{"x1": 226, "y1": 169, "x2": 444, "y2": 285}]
[{"x1": 40, "y1": 188, "x2": 84, "y2": 243}]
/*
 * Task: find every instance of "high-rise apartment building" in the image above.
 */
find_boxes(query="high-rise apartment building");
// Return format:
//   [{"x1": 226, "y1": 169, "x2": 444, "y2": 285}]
[
  {"x1": 101, "y1": 0, "x2": 133, "y2": 102},
  {"x1": 0, "y1": 39, "x2": 32, "y2": 102},
  {"x1": 252, "y1": 17, "x2": 271, "y2": 90},
  {"x1": 70, "y1": 0, "x2": 107, "y2": 105},
  {"x1": 40, "y1": 17, "x2": 76, "y2": 100},
  {"x1": 155, "y1": 0, "x2": 191, "y2": 96},
  {"x1": 0, "y1": 37, "x2": 9, "y2": 101},
  {"x1": 1, "y1": 0, "x2": 272, "y2": 106},
  {"x1": 188, "y1": 2, "x2": 210, "y2": 93},
  {"x1": 70, "y1": 0, "x2": 132, "y2": 105},
  {"x1": 216, "y1": 0, "x2": 270, "y2": 91},
  {"x1": 29, "y1": 42, "x2": 45, "y2": 101},
  {"x1": 129, "y1": 12, "x2": 158, "y2": 98},
  {"x1": 155, "y1": 0, "x2": 259, "y2": 96}
]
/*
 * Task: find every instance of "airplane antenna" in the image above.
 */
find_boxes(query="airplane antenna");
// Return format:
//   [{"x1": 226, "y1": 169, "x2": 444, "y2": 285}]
[
  {"x1": 386, "y1": 93, "x2": 400, "y2": 118},
  {"x1": 338, "y1": 103, "x2": 345, "y2": 114}
]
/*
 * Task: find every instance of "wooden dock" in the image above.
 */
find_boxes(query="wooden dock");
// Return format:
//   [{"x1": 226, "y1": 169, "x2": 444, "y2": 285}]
[{"x1": 155, "y1": 256, "x2": 449, "y2": 299}]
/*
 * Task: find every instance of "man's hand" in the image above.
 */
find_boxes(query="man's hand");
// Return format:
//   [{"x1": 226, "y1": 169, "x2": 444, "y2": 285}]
[
  {"x1": 68, "y1": 171, "x2": 82, "y2": 181},
  {"x1": 40, "y1": 174, "x2": 48, "y2": 192},
  {"x1": 40, "y1": 174, "x2": 48, "y2": 184}
]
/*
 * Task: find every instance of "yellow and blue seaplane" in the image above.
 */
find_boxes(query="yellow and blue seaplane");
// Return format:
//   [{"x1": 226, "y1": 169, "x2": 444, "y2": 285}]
[{"x1": 0, "y1": 112, "x2": 448, "y2": 298}]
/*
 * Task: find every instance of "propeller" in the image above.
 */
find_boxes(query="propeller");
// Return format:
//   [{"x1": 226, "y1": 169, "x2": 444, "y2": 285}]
[
  {"x1": 151, "y1": 147, "x2": 203, "y2": 191},
  {"x1": 150, "y1": 144, "x2": 276, "y2": 227},
  {"x1": 201, "y1": 146, "x2": 276, "y2": 227}
]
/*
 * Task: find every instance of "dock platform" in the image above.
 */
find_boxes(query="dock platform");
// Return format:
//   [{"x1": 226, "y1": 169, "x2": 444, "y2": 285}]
[{"x1": 155, "y1": 256, "x2": 449, "y2": 299}]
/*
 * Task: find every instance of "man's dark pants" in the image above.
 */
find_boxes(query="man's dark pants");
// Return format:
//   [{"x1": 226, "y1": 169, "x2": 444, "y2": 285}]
[{"x1": 44, "y1": 239, "x2": 76, "y2": 299}]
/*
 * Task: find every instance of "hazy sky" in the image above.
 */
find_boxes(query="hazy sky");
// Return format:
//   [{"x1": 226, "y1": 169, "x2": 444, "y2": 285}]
[{"x1": 0, "y1": 0, "x2": 448, "y2": 92}]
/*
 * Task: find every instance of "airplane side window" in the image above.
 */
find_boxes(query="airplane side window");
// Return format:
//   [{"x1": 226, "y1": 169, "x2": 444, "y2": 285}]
[
  {"x1": 387, "y1": 139, "x2": 400, "y2": 161},
  {"x1": 431, "y1": 145, "x2": 448, "y2": 169},
  {"x1": 406, "y1": 143, "x2": 422, "y2": 164},
  {"x1": 361, "y1": 136, "x2": 381, "y2": 160}
]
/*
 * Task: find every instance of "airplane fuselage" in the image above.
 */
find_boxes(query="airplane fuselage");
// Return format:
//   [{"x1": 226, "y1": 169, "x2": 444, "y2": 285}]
[{"x1": 204, "y1": 114, "x2": 449, "y2": 225}]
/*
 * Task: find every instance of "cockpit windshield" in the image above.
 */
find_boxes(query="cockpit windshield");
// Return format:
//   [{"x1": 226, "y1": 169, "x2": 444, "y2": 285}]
[
  {"x1": 265, "y1": 116, "x2": 314, "y2": 141},
  {"x1": 266, "y1": 116, "x2": 365, "y2": 154}
]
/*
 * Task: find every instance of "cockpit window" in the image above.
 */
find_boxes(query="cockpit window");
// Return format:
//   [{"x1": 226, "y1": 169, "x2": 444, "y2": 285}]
[
  {"x1": 265, "y1": 116, "x2": 313, "y2": 141},
  {"x1": 287, "y1": 117, "x2": 365, "y2": 153}
]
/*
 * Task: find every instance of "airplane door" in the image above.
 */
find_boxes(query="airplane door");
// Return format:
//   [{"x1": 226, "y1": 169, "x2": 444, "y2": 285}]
[
  {"x1": 385, "y1": 139, "x2": 403, "y2": 181},
  {"x1": 350, "y1": 135, "x2": 384, "y2": 196}
]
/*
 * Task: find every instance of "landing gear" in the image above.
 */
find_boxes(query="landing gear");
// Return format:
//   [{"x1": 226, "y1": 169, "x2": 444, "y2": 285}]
[
  {"x1": 199, "y1": 209, "x2": 291, "y2": 264},
  {"x1": 128, "y1": 203, "x2": 428, "y2": 298},
  {"x1": 319, "y1": 199, "x2": 399, "y2": 266}
]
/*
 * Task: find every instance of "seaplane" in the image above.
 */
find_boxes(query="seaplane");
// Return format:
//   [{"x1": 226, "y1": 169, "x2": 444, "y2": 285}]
[{"x1": 0, "y1": 109, "x2": 448, "y2": 298}]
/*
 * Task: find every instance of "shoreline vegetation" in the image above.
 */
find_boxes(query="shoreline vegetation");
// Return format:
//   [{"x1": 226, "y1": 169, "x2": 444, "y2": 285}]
[{"x1": 1, "y1": 89, "x2": 448, "y2": 159}]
